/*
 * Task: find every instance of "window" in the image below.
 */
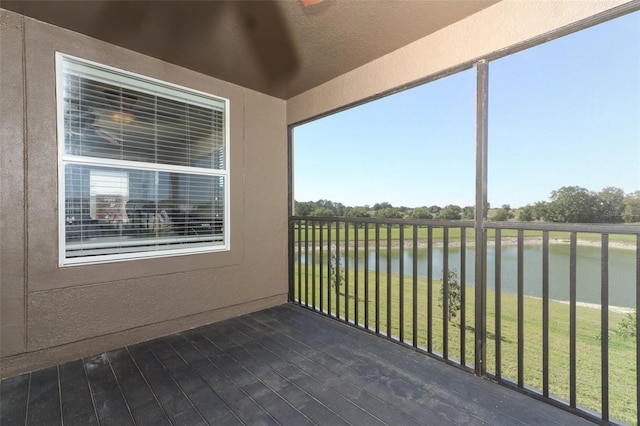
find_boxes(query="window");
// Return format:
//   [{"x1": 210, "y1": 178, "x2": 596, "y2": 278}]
[{"x1": 56, "y1": 54, "x2": 229, "y2": 265}]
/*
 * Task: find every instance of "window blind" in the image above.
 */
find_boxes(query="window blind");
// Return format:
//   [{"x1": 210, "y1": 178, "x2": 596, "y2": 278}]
[{"x1": 57, "y1": 54, "x2": 229, "y2": 265}]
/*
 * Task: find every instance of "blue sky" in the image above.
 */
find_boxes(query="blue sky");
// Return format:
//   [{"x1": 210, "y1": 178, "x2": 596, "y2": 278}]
[{"x1": 293, "y1": 11, "x2": 640, "y2": 209}]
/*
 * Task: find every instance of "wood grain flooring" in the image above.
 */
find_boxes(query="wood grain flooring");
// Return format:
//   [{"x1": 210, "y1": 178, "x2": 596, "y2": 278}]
[{"x1": 1, "y1": 304, "x2": 592, "y2": 425}]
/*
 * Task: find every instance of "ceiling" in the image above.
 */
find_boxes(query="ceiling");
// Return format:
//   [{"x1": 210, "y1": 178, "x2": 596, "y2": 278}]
[{"x1": 2, "y1": 0, "x2": 500, "y2": 99}]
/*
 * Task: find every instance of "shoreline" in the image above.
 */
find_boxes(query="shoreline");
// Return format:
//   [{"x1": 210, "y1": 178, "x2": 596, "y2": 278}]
[
  {"x1": 528, "y1": 297, "x2": 635, "y2": 314},
  {"x1": 498, "y1": 236, "x2": 636, "y2": 251}
]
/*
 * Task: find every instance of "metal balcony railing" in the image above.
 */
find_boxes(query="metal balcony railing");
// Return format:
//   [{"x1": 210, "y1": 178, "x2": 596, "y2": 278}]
[{"x1": 289, "y1": 216, "x2": 640, "y2": 425}]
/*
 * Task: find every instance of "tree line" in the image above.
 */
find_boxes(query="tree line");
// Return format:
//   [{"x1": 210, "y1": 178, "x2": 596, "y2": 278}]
[
  {"x1": 294, "y1": 200, "x2": 475, "y2": 220},
  {"x1": 295, "y1": 186, "x2": 640, "y2": 224}
]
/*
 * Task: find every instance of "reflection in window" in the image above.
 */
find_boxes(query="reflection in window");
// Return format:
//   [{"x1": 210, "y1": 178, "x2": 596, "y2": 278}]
[{"x1": 89, "y1": 169, "x2": 129, "y2": 221}]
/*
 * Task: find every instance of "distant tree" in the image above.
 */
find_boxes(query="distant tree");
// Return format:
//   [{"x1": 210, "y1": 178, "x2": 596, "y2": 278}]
[
  {"x1": 597, "y1": 186, "x2": 625, "y2": 223},
  {"x1": 461, "y1": 206, "x2": 475, "y2": 220},
  {"x1": 532, "y1": 201, "x2": 548, "y2": 221},
  {"x1": 491, "y1": 204, "x2": 514, "y2": 221},
  {"x1": 408, "y1": 207, "x2": 433, "y2": 220},
  {"x1": 313, "y1": 199, "x2": 346, "y2": 216},
  {"x1": 372, "y1": 202, "x2": 392, "y2": 211},
  {"x1": 438, "y1": 204, "x2": 462, "y2": 220},
  {"x1": 376, "y1": 207, "x2": 403, "y2": 219},
  {"x1": 315, "y1": 199, "x2": 330, "y2": 209},
  {"x1": 309, "y1": 207, "x2": 335, "y2": 217},
  {"x1": 518, "y1": 204, "x2": 535, "y2": 222},
  {"x1": 428, "y1": 205, "x2": 442, "y2": 215},
  {"x1": 345, "y1": 206, "x2": 370, "y2": 218},
  {"x1": 333, "y1": 202, "x2": 347, "y2": 216},
  {"x1": 294, "y1": 201, "x2": 314, "y2": 216},
  {"x1": 546, "y1": 186, "x2": 600, "y2": 223},
  {"x1": 398, "y1": 206, "x2": 411, "y2": 216},
  {"x1": 623, "y1": 191, "x2": 640, "y2": 223}
]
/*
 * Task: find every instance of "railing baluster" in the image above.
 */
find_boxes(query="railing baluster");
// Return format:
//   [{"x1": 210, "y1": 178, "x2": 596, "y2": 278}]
[
  {"x1": 460, "y1": 227, "x2": 467, "y2": 366},
  {"x1": 304, "y1": 221, "x2": 309, "y2": 307},
  {"x1": 443, "y1": 227, "x2": 449, "y2": 360},
  {"x1": 312, "y1": 220, "x2": 316, "y2": 309},
  {"x1": 387, "y1": 223, "x2": 392, "y2": 338},
  {"x1": 428, "y1": 226, "x2": 433, "y2": 353},
  {"x1": 345, "y1": 222, "x2": 349, "y2": 323},
  {"x1": 288, "y1": 219, "x2": 293, "y2": 302},
  {"x1": 569, "y1": 232, "x2": 577, "y2": 408},
  {"x1": 375, "y1": 223, "x2": 381, "y2": 335},
  {"x1": 336, "y1": 221, "x2": 341, "y2": 320},
  {"x1": 319, "y1": 222, "x2": 324, "y2": 313},
  {"x1": 327, "y1": 221, "x2": 332, "y2": 316},
  {"x1": 601, "y1": 233, "x2": 609, "y2": 422},
  {"x1": 364, "y1": 222, "x2": 369, "y2": 330},
  {"x1": 354, "y1": 221, "x2": 359, "y2": 326},
  {"x1": 517, "y1": 229, "x2": 524, "y2": 387},
  {"x1": 399, "y1": 224, "x2": 405, "y2": 343},
  {"x1": 297, "y1": 220, "x2": 302, "y2": 304},
  {"x1": 542, "y1": 230, "x2": 549, "y2": 398},
  {"x1": 413, "y1": 224, "x2": 418, "y2": 349},
  {"x1": 495, "y1": 228, "x2": 502, "y2": 380}
]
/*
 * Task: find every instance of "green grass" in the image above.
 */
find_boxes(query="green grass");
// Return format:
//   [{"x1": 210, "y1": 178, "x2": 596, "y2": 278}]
[{"x1": 293, "y1": 262, "x2": 638, "y2": 424}]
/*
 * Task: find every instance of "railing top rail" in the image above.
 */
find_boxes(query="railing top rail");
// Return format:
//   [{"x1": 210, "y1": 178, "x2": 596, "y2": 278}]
[
  {"x1": 291, "y1": 216, "x2": 640, "y2": 235},
  {"x1": 290, "y1": 216, "x2": 475, "y2": 228},
  {"x1": 485, "y1": 220, "x2": 640, "y2": 235}
]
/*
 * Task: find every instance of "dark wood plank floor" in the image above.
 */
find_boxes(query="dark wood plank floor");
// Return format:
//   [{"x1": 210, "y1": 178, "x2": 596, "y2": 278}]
[{"x1": 1, "y1": 304, "x2": 592, "y2": 425}]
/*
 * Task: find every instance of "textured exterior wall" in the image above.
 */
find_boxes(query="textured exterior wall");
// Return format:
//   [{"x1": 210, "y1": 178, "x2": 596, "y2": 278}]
[
  {"x1": 0, "y1": 10, "x2": 288, "y2": 378},
  {"x1": 0, "y1": 10, "x2": 27, "y2": 359},
  {"x1": 287, "y1": 0, "x2": 631, "y2": 125}
]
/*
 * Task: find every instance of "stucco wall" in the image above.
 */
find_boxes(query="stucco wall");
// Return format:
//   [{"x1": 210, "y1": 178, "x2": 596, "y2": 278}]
[
  {"x1": 0, "y1": 9, "x2": 288, "y2": 378},
  {"x1": 287, "y1": 0, "x2": 631, "y2": 125},
  {"x1": 0, "y1": 9, "x2": 27, "y2": 364}
]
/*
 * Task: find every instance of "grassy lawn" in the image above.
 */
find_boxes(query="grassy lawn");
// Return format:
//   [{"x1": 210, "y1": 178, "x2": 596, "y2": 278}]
[{"x1": 293, "y1": 263, "x2": 638, "y2": 424}]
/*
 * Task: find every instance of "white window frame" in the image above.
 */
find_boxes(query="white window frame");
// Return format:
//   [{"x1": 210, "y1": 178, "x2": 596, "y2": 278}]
[{"x1": 56, "y1": 53, "x2": 230, "y2": 266}]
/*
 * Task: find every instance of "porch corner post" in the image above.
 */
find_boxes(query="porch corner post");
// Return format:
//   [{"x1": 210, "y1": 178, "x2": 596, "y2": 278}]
[
  {"x1": 474, "y1": 59, "x2": 489, "y2": 376},
  {"x1": 287, "y1": 125, "x2": 296, "y2": 302}
]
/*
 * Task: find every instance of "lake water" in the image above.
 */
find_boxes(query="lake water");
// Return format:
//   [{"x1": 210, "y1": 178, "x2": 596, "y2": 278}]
[{"x1": 302, "y1": 244, "x2": 637, "y2": 308}]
